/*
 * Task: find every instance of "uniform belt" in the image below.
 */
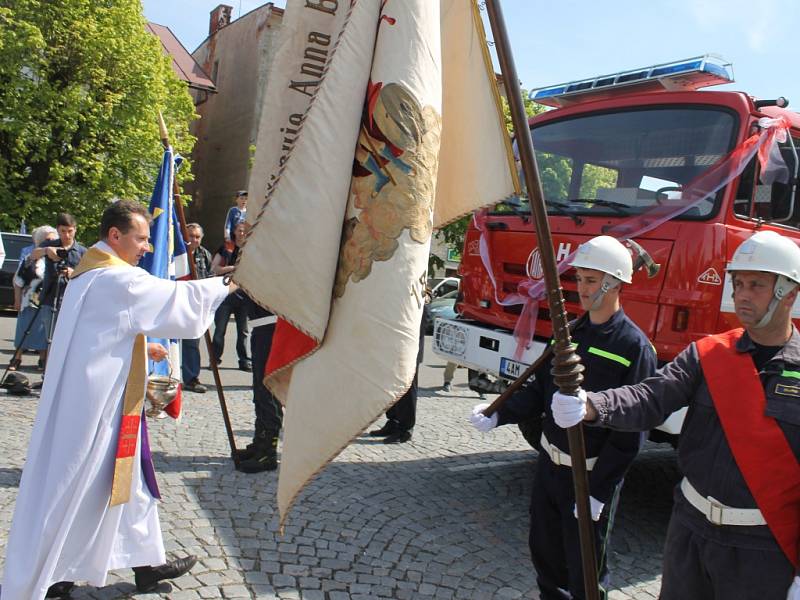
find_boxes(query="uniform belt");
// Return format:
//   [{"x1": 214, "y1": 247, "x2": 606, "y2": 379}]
[
  {"x1": 249, "y1": 315, "x2": 277, "y2": 328},
  {"x1": 680, "y1": 477, "x2": 767, "y2": 526},
  {"x1": 540, "y1": 434, "x2": 598, "y2": 470}
]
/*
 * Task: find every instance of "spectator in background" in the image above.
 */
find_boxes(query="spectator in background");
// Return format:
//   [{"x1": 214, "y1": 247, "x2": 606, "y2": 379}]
[
  {"x1": 0, "y1": 229, "x2": 5, "y2": 269},
  {"x1": 223, "y1": 191, "x2": 247, "y2": 251},
  {"x1": 181, "y1": 223, "x2": 213, "y2": 393},
  {"x1": 12, "y1": 234, "x2": 37, "y2": 312},
  {"x1": 441, "y1": 361, "x2": 457, "y2": 392},
  {"x1": 27, "y1": 213, "x2": 86, "y2": 366},
  {"x1": 369, "y1": 297, "x2": 431, "y2": 444},
  {"x1": 211, "y1": 222, "x2": 252, "y2": 372},
  {"x1": 9, "y1": 225, "x2": 58, "y2": 371}
]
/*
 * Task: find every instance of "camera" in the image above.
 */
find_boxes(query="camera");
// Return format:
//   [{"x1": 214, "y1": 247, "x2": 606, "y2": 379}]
[{"x1": 55, "y1": 248, "x2": 70, "y2": 274}]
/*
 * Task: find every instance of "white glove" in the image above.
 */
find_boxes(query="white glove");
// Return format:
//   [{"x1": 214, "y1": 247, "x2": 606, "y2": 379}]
[
  {"x1": 552, "y1": 389, "x2": 588, "y2": 428},
  {"x1": 573, "y1": 496, "x2": 605, "y2": 522},
  {"x1": 469, "y1": 403, "x2": 498, "y2": 433},
  {"x1": 787, "y1": 576, "x2": 800, "y2": 600}
]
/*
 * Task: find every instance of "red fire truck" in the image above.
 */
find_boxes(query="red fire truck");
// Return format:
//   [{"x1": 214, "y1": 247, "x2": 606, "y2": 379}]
[{"x1": 432, "y1": 55, "x2": 800, "y2": 443}]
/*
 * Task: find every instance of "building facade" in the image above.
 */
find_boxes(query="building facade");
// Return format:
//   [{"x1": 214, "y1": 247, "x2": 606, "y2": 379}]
[{"x1": 186, "y1": 3, "x2": 283, "y2": 249}]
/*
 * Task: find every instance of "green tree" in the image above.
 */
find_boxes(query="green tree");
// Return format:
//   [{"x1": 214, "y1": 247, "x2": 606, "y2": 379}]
[{"x1": 0, "y1": 0, "x2": 196, "y2": 240}]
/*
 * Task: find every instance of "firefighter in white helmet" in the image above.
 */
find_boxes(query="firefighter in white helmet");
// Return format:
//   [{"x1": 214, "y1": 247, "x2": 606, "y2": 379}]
[
  {"x1": 553, "y1": 229, "x2": 800, "y2": 600},
  {"x1": 471, "y1": 235, "x2": 657, "y2": 600},
  {"x1": 569, "y1": 234, "x2": 633, "y2": 311}
]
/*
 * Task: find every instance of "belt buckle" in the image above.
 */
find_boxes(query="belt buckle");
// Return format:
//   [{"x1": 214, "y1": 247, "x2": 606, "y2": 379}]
[{"x1": 706, "y1": 496, "x2": 725, "y2": 526}]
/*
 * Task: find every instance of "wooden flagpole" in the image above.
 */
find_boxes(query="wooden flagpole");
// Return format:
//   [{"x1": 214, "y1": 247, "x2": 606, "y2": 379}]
[
  {"x1": 482, "y1": 2, "x2": 600, "y2": 598},
  {"x1": 481, "y1": 313, "x2": 588, "y2": 418},
  {"x1": 158, "y1": 113, "x2": 240, "y2": 467}
]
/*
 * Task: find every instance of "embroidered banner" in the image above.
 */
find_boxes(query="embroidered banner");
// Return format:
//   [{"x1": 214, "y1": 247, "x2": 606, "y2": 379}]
[{"x1": 236, "y1": 0, "x2": 517, "y2": 524}]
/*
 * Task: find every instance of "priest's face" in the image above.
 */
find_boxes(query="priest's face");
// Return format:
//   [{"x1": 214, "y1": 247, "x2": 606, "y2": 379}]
[{"x1": 110, "y1": 214, "x2": 151, "y2": 265}]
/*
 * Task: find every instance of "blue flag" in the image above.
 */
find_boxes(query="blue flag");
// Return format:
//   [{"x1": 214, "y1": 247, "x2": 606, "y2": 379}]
[{"x1": 139, "y1": 147, "x2": 189, "y2": 417}]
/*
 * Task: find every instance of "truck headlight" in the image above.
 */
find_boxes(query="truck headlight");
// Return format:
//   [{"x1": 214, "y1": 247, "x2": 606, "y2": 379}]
[{"x1": 434, "y1": 321, "x2": 467, "y2": 357}]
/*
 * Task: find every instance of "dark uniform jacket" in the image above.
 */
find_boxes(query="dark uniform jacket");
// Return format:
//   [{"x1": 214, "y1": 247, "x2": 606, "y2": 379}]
[
  {"x1": 589, "y1": 327, "x2": 800, "y2": 552},
  {"x1": 499, "y1": 308, "x2": 657, "y2": 502}
]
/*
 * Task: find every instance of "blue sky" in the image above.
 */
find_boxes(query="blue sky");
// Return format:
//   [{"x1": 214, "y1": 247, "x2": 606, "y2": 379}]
[{"x1": 142, "y1": 0, "x2": 799, "y2": 111}]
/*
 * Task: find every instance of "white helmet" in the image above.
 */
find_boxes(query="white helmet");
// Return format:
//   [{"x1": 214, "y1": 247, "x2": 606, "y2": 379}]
[
  {"x1": 727, "y1": 230, "x2": 800, "y2": 284},
  {"x1": 569, "y1": 235, "x2": 633, "y2": 284},
  {"x1": 727, "y1": 230, "x2": 800, "y2": 328}
]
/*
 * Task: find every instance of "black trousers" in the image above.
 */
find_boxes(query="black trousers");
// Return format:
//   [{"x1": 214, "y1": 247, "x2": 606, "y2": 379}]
[
  {"x1": 386, "y1": 371, "x2": 417, "y2": 431},
  {"x1": 250, "y1": 324, "x2": 283, "y2": 436},
  {"x1": 659, "y1": 515, "x2": 794, "y2": 600},
  {"x1": 529, "y1": 456, "x2": 616, "y2": 600},
  {"x1": 212, "y1": 294, "x2": 250, "y2": 363}
]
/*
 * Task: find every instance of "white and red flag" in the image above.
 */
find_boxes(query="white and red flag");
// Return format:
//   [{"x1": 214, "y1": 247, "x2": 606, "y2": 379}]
[{"x1": 235, "y1": 0, "x2": 519, "y2": 523}]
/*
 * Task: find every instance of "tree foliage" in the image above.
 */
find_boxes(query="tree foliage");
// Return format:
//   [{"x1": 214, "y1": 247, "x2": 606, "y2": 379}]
[{"x1": 0, "y1": 0, "x2": 196, "y2": 240}]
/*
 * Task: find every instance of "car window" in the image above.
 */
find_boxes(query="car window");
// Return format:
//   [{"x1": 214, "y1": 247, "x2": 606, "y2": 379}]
[{"x1": 0, "y1": 234, "x2": 32, "y2": 269}]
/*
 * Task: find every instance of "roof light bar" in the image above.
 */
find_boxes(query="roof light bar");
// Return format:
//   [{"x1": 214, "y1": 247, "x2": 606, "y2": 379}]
[{"x1": 529, "y1": 54, "x2": 734, "y2": 108}]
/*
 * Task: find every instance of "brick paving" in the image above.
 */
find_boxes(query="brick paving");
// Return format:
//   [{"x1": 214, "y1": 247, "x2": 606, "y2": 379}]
[{"x1": 0, "y1": 313, "x2": 676, "y2": 598}]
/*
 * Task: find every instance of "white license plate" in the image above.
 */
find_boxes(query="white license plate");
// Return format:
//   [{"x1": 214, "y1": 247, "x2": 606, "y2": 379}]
[{"x1": 499, "y1": 357, "x2": 529, "y2": 379}]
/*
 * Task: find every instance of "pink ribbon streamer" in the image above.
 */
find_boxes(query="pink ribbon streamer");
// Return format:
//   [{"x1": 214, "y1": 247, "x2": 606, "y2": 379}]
[{"x1": 474, "y1": 117, "x2": 791, "y2": 360}]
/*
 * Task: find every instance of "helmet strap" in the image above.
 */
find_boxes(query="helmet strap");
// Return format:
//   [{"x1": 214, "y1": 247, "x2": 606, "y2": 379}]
[
  {"x1": 589, "y1": 274, "x2": 621, "y2": 312},
  {"x1": 754, "y1": 275, "x2": 797, "y2": 329}
]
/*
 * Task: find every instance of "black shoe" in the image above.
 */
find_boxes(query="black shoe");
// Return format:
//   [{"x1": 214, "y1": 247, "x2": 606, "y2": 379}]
[
  {"x1": 236, "y1": 433, "x2": 279, "y2": 473},
  {"x1": 46, "y1": 581, "x2": 75, "y2": 598},
  {"x1": 239, "y1": 360, "x2": 252, "y2": 372},
  {"x1": 134, "y1": 556, "x2": 197, "y2": 593},
  {"x1": 383, "y1": 429, "x2": 412, "y2": 444},
  {"x1": 237, "y1": 449, "x2": 278, "y2": 473},
  {"x1": 369, "y1": 421, "x2": 400, "y2": 437},
  {"x1": 234, "y1": 442, "x2": 257, "y2": 461},
  {"x1": 183, "y1": 379, "x2": 207, "y2": 393}
]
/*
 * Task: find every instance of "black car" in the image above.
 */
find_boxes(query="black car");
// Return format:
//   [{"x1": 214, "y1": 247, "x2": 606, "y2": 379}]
[{"x1": 0, "y1": 232, "x2": 33, "y2": 310}]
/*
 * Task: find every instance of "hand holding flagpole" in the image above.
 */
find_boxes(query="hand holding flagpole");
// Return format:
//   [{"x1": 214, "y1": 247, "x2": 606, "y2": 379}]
[{"x1": 482, "y1": 2, "x2": 599, "y2": 599}]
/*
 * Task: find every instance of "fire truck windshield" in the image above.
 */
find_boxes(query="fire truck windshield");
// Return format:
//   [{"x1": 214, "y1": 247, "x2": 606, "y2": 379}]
[{"x1": 525, "y1": 106, "x2": 737, "y2": 219}]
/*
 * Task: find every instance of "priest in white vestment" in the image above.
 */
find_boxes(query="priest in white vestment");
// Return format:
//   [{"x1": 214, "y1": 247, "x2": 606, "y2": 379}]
[{"x1": 1, "y1": 201, "x2": 234, "y2": 600}]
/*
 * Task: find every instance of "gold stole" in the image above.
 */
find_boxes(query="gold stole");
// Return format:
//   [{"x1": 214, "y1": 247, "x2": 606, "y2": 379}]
[{"x1": 72, "y1": 247, "x2": 147, "y2": 506}]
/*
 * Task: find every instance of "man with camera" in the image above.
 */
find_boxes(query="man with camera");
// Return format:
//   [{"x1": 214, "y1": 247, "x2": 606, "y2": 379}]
[{"x1": 29, "y1": 213, "x2": 86, "y2": 366}]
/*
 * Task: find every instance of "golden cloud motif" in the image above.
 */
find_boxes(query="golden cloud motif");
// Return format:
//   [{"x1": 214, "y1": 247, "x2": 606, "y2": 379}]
[{"x1": 334, "y1": 82, "x2": 442, "y2": 299}]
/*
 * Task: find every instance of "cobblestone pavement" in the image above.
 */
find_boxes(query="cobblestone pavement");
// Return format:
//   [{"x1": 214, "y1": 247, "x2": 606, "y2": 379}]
[{"x1": 0, "y1": 313, "x2": 677, "y2": 599}]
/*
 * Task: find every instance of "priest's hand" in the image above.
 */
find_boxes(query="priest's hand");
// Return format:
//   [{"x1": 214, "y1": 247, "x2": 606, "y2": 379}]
[{"x1": 147, "y1": 342, "x2": 168, "y2": 362}]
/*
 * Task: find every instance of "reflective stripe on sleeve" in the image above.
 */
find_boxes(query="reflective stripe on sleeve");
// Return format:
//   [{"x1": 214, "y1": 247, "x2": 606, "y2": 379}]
[{"x1": 587, "y1": 346, "x2": 631, "y2": 367}]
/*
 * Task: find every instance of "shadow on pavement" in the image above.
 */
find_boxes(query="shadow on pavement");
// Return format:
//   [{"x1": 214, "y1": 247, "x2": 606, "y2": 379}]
[{"x1": 143, "y1": 444, "x2": 675, "y2": 598}]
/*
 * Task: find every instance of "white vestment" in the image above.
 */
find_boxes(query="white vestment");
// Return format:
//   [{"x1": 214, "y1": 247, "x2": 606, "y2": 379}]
[{"x1": 0, "y1": 242, "x2": 228, "y2": 599}]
